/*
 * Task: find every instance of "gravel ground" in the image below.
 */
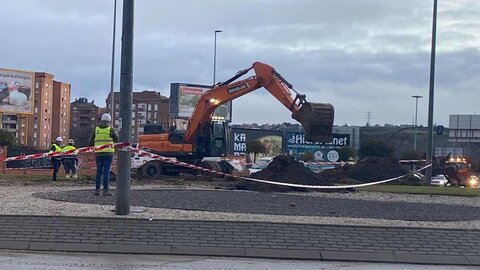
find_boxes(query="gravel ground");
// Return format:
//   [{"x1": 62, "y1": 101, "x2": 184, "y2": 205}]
[
  {"x1": 2, "y1": 179, "x2": 480, "y2": 229},
  {"x1": 36, "y1": 189, "x2": 480, "y2": 221}
]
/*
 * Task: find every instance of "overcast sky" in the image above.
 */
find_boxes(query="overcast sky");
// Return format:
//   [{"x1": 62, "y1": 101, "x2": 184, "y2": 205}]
[{"x1": 1, "y1": 0, "x2": 479, "y2": 126}]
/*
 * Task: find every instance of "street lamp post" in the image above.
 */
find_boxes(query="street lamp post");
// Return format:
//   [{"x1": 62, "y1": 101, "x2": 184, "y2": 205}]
[
  {"x1": 412, "y1": 95, "x2": 423, "y2": 151},
  {"x1": 426, "y1": 0, "x2": 438, "y2": 185},
  {"x1": 109, "y1": 0, "x2": 117, "y2": 123},
  {"x1": 213, "y1": 30, "x2": 223, "y2": 85}
]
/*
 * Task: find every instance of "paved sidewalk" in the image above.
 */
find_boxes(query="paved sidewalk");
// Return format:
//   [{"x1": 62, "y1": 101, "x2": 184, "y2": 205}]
[{"x1": 0, "y1": 215, "x2": 479, "y2": 265}]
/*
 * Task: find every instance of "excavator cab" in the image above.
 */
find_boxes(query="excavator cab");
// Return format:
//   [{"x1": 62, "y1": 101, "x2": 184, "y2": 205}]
[{"x1": 193, "y1": 120, "x2": 230, "y2": 158}]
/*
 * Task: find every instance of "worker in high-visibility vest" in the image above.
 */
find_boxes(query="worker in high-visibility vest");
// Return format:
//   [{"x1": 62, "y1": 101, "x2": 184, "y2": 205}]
[
  {"x1": 62, "y1": 139, "x2": 77, "y2": 179},
  {"x1": 89, "y1": 113, "x2": 118, "y2": 196},
  {"x1": 49, "y1": 137, "x2": 63, "y2": 183}
]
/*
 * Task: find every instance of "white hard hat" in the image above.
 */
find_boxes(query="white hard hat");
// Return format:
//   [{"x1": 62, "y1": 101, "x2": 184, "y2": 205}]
[
  {"x1": 55, "y1": 136, "x2": 63, "y2": 142},
  {"x1": 101, "y1": 113, "x2": 111, "y2": 122}
]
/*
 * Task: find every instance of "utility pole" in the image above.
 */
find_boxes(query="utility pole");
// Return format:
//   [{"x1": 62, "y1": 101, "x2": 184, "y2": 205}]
[
  {"x1": 426, "y1": 0, "x2": 438, "y2": 185},
  {"x1": 412, "y1": 95, "x2": 423, "y2": 151},
  {"x1": 116, "y1": 0, "x2": 134, "y2": 215},
  {"x1": 366, "y1": 111, "x2": 372, "y2": 126}
]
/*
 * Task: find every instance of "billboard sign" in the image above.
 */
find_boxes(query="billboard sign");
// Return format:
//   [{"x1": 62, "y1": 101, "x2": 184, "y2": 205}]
[
  {"x1": 285, "y1": 132, "x2": 350, "y2": 161},
  {"x1": 0, "y1": 69, "x2": 34, "y2": 114},
  {"x1": 170, "y1": 83, "x2": 232, "y2": 121},
  {"x1": 231, "y1": 128, "x2": 283, "y2": 161}
]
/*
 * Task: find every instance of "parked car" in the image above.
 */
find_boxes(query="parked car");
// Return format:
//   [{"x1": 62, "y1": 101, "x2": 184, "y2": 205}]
[{"x1": 430, "y1": 175, "x2": 448, "y2": 186}]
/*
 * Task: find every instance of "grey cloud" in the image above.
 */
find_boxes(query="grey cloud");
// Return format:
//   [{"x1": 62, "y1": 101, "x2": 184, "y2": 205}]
[{"x1": 0, "y1": 0, "x2": 478, "y2": 128}]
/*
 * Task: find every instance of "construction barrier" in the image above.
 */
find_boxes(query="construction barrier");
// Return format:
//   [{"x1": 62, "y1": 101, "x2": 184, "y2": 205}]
[{"x1": 0, "y1": 142, "x2": 431, "y2": 189}]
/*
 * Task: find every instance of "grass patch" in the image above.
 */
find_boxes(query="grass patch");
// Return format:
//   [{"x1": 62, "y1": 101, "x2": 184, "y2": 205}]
[
  {"x1": 0, "y1": 174, "x2": 52, "y2": 181},
  {"x1": 358, "y1": 185, "x2": 480, "y2": 197}
]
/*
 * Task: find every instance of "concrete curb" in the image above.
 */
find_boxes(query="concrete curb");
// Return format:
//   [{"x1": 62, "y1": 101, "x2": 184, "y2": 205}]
[
  {"x1": 0, "y1": 241, "x2": 477, "y2": 266},
  {"x1": 1, "y1": 215, "x2": 479, "y2": 266}
]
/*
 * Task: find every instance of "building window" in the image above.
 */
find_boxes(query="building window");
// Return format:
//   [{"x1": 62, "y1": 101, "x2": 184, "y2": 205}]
[
  {"x1": 33, "y1": 133, "x2": 37, "y2": 139},
  {"x1": 34, "y1": 107, "x2": 38, "y2": 113},
  {"x1": 73, "y1": 106, "x2": 77, "y2": 111},
  {"x1": 73, "y1": 124, "x2": 77, "y2": 127},
  {"x1": 154, "y1": 104, "x2": 158, "y2": 111},
  {"x1": 115, "y1": 104, "x2": 119, "y2": 109},
  {"x1": 45, "y1": 83, "x2": 49, "y2": 87},
  {"x1": 147, "y1": 104, "x2": 152, "y2": 110},
  {"x1": 35, "y1": 82, "x2": 39, "y2": 89},
  {"x1": 63, "y1": 128, "x2": 66, "y2": 132},
  {"x1": 34, "y1": 124, "x2": 37, "y2": 130}
]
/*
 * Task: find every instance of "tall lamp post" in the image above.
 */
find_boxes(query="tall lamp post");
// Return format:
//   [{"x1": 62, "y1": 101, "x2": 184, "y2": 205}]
[
  {"x1": 426, "y1": 0, "x2": 438, "y2": 185},
  {"x1": 109, "y1": 0, "x2": 117, "y2": 122},
  {"x1": 412, "y1": 95, "x2": 423, "y2": 151},
  {"x1": 213, "y1": 30, "x2": 223, "y2": 85}
]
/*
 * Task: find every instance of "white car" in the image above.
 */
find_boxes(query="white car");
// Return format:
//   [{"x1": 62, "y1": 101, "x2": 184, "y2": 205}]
[{"x1": 431, "y1": 175, "x2": 448, "y2": 186}]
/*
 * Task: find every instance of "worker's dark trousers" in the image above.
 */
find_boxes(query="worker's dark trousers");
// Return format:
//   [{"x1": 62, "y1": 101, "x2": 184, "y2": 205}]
[
  {"x1": 51, "y1": 158, "x2": 61, "y2": 182},
  {"x1": 62, "y1": 158, "x2": 76, "y2": 175}
]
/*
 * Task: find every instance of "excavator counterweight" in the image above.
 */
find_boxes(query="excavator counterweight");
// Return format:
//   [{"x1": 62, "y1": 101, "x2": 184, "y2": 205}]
[{"x1": 292, "y1": 102, "x2": 334, "y2": 142}]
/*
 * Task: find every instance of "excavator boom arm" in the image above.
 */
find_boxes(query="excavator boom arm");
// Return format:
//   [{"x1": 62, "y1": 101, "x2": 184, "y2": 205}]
[{"x1": 183, "y1": 62, "x2": 334, "y2": 144}]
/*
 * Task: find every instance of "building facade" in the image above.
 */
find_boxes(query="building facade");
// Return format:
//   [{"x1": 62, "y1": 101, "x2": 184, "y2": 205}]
[
  {"x1": 3, "y1": 72, "x2": 73, "y2": 150},
  {"x1": 106, "y1": 90, "x2": 169, "y2": 141},
  {"x1": 27, "y1": 72, "x2": 55, "y2": 149},
  {"x1": 70, "y1": 98, "x2": 99, "y2": 147},
  {"x1": 52, "y1": 81, "x2": 70, "y2": 142}
]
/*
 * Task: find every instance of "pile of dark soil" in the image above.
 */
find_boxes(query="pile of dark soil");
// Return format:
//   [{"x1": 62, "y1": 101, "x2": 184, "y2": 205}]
[
  {"x1": 236, "y1": 155, "x2": 332, "y2": 192},
  {"x1": 318, "y1": 156, "x2": 411, "y2": 184}
]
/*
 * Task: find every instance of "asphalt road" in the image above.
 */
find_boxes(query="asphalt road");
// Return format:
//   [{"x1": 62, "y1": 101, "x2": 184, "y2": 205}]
[
  {"x1": 0, "y1": 251, "x2": 476, "y2": 270},
  {"x1": 36, "y1": 189, "x2": 480, "y2": 221}
]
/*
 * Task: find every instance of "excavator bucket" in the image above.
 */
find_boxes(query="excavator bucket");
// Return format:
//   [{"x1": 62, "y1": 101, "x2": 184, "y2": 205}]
[{"x1": 292, "y1": 102, "x2": 334, "y2": 143}]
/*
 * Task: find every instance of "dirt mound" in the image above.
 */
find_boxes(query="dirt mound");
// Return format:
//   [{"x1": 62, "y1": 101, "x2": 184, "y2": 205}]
[
  {"x1": 318, "y1": 157, "x2": 409, "y2": 183},
  {"x1": 236, "y1": 155, "x2": 332, "y2": 192}
]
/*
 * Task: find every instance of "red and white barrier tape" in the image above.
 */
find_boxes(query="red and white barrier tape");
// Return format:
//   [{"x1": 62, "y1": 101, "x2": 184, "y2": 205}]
[
  {"x1": 134, "y1": 148, "x2": 432, "y2": 189},
  {"x1": 0, "y1": 142, "x2": 431, "y2": 189},
  {"x1": 0, "y1": 142, "x2": 131, "y2": 162}
]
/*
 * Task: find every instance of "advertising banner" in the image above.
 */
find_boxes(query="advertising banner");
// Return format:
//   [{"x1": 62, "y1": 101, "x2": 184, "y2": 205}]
[
  {"x1": 170, "y1": 83, "x2": 232, "y2": 121},
  {"x1": 285, "y1": 132, "x2": 350, "y2": 162},
  {"x1": 0, "y1": 69, "x2": 34, "y2": 114},
  {"x1": 231, "y1": 128, "x2": 283, "y2": 161}
]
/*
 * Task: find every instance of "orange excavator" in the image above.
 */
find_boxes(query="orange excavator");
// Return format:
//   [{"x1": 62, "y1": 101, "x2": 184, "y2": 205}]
[{"x1": 136, "y1": 62, "x2": 334, "y2": 176}]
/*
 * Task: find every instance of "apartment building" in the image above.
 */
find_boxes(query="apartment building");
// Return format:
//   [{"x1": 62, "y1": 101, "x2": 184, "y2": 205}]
[
  {"x1": 52, "y1": 81, "x2": 70, "y2": 142},
  {"x1": 23, "y1": 72, "x2": 71, "y2": 149},
  {"x1": 26, "y1": 72, "x2": 55, "y2": 149},
  {"x1": 106, "y1": 90, "x2": 169, "y2": 141},
  {"x1": 0, "y1": 70, "x2": 71, "y2": 149},
  {"x1": 70, "y1": 98, "x2": 99, "y2": 147}
]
